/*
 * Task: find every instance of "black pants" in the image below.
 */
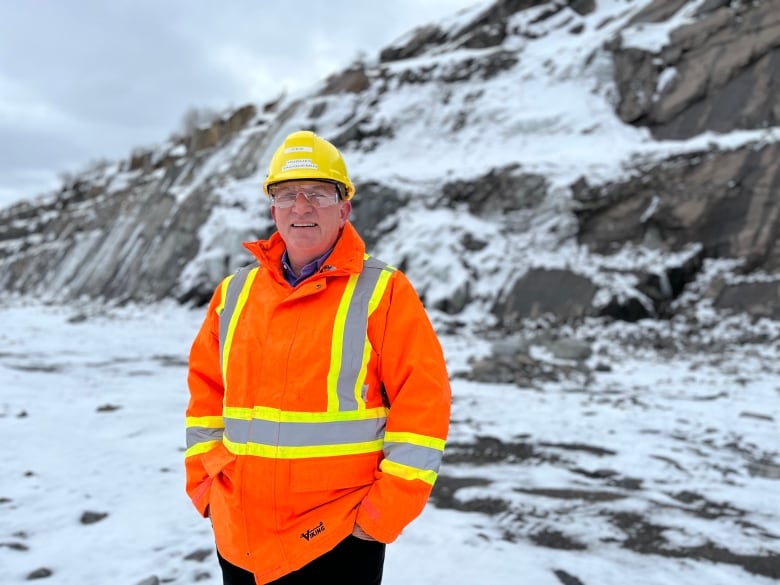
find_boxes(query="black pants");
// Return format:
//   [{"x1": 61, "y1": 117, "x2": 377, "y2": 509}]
[{"x1": 218, "y1": 535, "x2": 386, "y2": 585}]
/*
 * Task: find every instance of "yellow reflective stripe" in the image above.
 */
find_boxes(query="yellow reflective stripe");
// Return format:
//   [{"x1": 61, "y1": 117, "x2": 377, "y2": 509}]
[
  {"x1": 185, "y1": 439, "x2": 221, "y2": 458},
  {"x1": 385, "y1": 431, "x2": 446, "y2": 451},
  {"x1": 215, "y1": 274, "x2": 234, "y2": 316},
  {"x1": 223, "y1": 436, "x2": 384, "y2": 458},
  {"x1": 185, "y1": 415, "x2": 224, "y2": 429},
  {"x1": 222, "y1": 406, "x2": 253, "y2": 420},
  {"x1": 221, "y1": 268, "x2": 258, "y2": 384},
  {"x1": 380, "y1": 459, "x2": 438, "y2": 486},
  {"x1": 351, "y1": 268, "x2": 394, "y2": 409},
  {"x1": 354, "y1": 341, "x2": 373, "y2": 410},
  {"x1": 223, "y1": 405, "x2": 387, "y2": 423},
  {"x1": 367, "y1": 269, "x2": 392, "y2": 316},
  {"x1": 326, "y1": 273, "x2": 360, "y2": 411}
]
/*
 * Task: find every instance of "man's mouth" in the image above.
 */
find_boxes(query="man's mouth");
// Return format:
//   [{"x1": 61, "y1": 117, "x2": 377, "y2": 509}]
[{"x1": 292, "y1": 223, "x2": 317, "y2": 228}]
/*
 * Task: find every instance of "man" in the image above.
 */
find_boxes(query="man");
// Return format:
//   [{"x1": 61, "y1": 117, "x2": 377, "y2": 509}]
[{"x1": 185, "y1": 130, "x2": 452, "y2": 584}]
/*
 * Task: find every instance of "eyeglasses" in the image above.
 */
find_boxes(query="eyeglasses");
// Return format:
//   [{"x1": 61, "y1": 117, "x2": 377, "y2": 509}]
[{"x1": 269, "y1": 187, "x2": 340, "y2": 208}]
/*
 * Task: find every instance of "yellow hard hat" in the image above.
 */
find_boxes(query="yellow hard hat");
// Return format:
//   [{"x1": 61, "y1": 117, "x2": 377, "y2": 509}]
[{"x1": 263, "y1": 130, "x2": 355, "y2": 200}]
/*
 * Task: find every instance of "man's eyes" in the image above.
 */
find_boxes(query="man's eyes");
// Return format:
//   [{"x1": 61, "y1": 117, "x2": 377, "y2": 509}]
[{"x1": 277, "y1": 191, "x2": 330, "y2": 199}]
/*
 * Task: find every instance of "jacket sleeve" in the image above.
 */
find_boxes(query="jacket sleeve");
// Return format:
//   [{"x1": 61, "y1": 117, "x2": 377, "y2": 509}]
[
  {"x1": 356, "y1": 270, "x2": 452, "y2": 543},
  {"x1": 184, "y1": 279, "x2": 235, "y2": 517}
]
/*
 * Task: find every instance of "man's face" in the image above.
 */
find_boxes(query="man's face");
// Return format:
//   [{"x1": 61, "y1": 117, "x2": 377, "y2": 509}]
[{"x1": 270, "y1": 180, "x2": 351, "y2": 263}]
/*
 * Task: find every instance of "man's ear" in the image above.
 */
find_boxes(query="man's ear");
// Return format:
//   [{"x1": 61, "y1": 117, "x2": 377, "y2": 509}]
[{"x1": 339, "y1": 201, "x2": 352, "y2": 225}]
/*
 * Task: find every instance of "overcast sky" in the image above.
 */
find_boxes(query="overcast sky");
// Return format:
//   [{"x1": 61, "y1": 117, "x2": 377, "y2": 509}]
[{"x1": 0, "y1": 0, "x2": 478, "y2": 207}]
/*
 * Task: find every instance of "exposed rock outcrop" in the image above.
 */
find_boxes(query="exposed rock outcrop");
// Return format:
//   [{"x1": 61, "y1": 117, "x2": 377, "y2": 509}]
[
  {"x1": 573, "y1": 142, "x2": 780, "y2": 271},
  {"x1": 611, "y1": 0, "x2": 780, "y2": 139},
  {"x1": 0, "y1": 0, "x2": 777, "y2": 332}
]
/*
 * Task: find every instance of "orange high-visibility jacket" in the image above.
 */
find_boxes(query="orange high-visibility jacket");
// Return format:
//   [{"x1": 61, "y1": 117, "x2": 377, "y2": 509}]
[{"x1": 185, "y1": 222, "x2": 451, "y2": 582}]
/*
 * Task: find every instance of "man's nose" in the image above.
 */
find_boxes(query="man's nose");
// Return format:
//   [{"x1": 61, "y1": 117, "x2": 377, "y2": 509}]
[{"x1": 291, "y1": 192, "x2": 314, "y2": 209}]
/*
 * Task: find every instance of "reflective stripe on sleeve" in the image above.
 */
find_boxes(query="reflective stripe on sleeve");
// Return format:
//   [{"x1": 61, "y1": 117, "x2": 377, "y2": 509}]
[
  {"x1": 383, "y1": 440, "x2": 444, "y2": 471},
  {"x1": 185, "y1": 415, "x2": 225, "y2": 458},
  {"x1": 185, "y1": 439, "x2": 221, "y2": 458},
  {"x1": 380, "y1": 430, "x2": 446, "y2": 485},
  {"x1": 380, "y1": 459, "x2": 439, "y2": 485},
  {"x1": 384, "y1": 431, "x2": 446, "y2": 452}
]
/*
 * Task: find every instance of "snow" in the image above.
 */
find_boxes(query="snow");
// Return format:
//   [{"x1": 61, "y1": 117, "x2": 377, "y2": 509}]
[
  {"x1": 1, "y1": 296, "x2": 778, "y2": 585},
  {"x1": 619, "y1": 0, "x2": 708, "y2": 53}
]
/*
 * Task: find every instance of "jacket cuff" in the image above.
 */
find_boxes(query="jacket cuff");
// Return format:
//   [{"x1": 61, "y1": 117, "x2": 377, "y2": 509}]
[{"x1": 356, "y1": 499, "x2": 400, "y2": 544}]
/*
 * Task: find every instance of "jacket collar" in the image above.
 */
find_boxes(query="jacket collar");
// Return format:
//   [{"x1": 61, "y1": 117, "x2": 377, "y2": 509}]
[{"x1": 243, "y1": 221, "x2": 366, "y2": 276}]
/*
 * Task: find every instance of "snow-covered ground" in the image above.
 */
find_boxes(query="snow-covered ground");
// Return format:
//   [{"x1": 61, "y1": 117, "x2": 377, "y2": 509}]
[
  {"x1": 1, "y1": 2, "x2": 779, "y2": 584},
  {"x1": 1, "y1": 300, "x2": 777, "y2": 584}
]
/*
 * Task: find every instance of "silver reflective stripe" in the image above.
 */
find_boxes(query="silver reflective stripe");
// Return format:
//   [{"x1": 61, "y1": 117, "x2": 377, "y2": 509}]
[
  {"x1": 218, "y1": 264, "x2": 256, "y2": 371},
  {"x1": 224, "y1": 416, "x2": 387, "y2": 447},
  {"x1": 335, "y1": 263, "x2": 387, "y2": 410},
  {"x1": 384, "y1": 441, "x2": 444, "y2": 472},
  {"x1": 363, "y1": 257, "x2": 390, "y2": 271},
  {"x1": 186, "y1": 426, "x2": 224, "y2": 449}
]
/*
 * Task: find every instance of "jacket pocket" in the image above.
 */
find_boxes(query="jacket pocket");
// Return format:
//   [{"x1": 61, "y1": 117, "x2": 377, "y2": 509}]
[
  {"x1": 204, "y1": 445, "x2": 239, "y2": 496},
  {"x1": 290, "y1": 453, "x2": 381, "y2": 492},
  {"x1": 202, "y1": 443, "x2": 236, "y2": 478}
]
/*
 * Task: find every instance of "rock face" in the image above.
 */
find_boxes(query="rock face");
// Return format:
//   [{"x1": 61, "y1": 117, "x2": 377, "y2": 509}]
[
  {"x1": 0, "y1": 107, "x2": 275, "y2": 304},
  {"x1": 612, "y1": 0, "x2": 780, "y2": 139},
  {"x1": 437, "y1": 165, "x2": 548, "y2": 216},
  {"x1": 571, "y1": 142, "x2": 780, "y2": 319},
  {"x1": 0, "y1": 171, "x2": 212, "y2": 303},
  {"x1": 0, "y1": 0, "x2": 777, "y2": 329},
  {"x1": 575, "y1": 143, "x2": 780, "y2": 270}
]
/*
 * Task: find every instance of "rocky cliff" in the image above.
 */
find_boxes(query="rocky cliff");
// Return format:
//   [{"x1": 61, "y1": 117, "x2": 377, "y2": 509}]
[{"x1": 0, "y1": 0, "x2": 778, "y2": 328}]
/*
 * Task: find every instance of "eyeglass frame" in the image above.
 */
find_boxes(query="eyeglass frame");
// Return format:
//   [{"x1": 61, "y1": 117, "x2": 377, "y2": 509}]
[{"x1": 268, "y1": 181, "x2": 344, "y2": 208}]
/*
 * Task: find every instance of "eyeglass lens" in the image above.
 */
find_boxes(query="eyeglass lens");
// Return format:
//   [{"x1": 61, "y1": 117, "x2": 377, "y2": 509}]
[{"x1": 272, "y1": 189, "x2": 338, "y2": 208}]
